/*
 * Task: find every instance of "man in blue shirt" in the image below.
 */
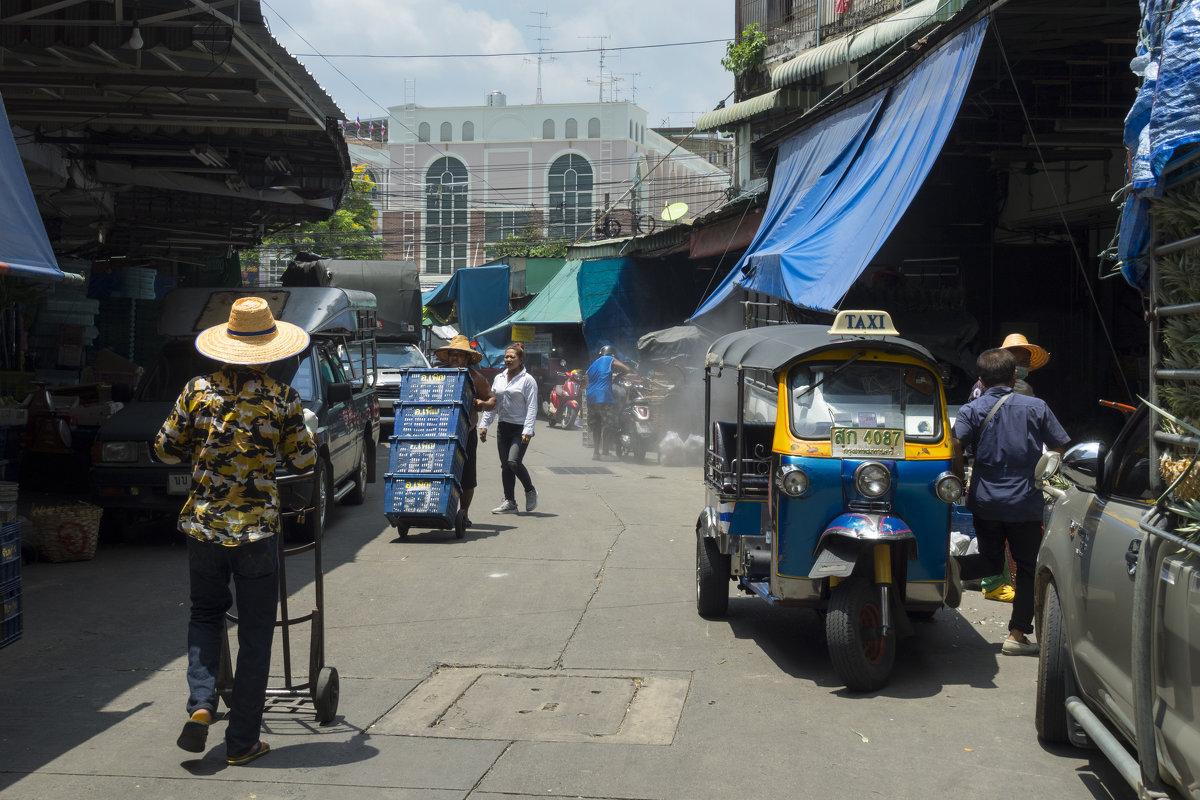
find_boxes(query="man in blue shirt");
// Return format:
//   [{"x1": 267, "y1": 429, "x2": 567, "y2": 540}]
[
  {"x1": 585, "y1": 345, "x2": 629, "y2": 460},
  {"x1": 948, "y1": 348, "x2": 1070, "y2": 655}
]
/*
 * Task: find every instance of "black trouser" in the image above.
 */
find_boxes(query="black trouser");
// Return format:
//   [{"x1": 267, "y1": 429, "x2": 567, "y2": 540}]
[
  {"x1": 496, "y1": 421, "x2": 534, "y2": 501},
  {"x1": 957, "y1": 517, "x2": 1041, "y2": 635}
]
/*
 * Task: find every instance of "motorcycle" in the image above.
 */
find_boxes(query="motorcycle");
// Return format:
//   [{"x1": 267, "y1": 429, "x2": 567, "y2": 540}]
[
  {"x1": 615, "y1": 373, "x2": 655, "y2": 462},
  {"x1": 544, "y1": 369, "x2": 583, "y2": 429}
]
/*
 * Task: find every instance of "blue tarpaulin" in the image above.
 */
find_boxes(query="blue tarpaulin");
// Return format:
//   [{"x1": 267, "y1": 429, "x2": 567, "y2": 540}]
[
  {"x1": 692, "y1": 18, "x2": 988, "y2": 318},
  {"x1": 422, "y1": 263, "x2": 511, "y2": 366},
  {"x1": 0, "y1": 92, "x2": 64, "y2": 282},
  {"x1": 1118, "y1": 0, "x2": 1200, "y2": 290}
]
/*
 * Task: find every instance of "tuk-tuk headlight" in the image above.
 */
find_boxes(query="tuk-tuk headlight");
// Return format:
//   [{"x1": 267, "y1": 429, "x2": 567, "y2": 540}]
[
  {"x1": 854, "y1": 461, "x2": 891, "y2": 498},
  {"x1": 775, "y1": 465, "x2": 809, "y2": 498},
  {"x1": 934, "y1": 471, "x2": 964, "y2": 503}
]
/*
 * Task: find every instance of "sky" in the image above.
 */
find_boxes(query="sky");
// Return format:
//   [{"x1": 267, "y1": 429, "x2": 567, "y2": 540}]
[{"x1": 259, "y1": 0, "x2": 736, "y2": 130}]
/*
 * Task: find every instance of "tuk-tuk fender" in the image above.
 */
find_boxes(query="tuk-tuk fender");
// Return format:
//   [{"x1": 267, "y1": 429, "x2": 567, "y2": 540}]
[{"x1": 808, "y1": 513, "x2": 918, "y2": 579}]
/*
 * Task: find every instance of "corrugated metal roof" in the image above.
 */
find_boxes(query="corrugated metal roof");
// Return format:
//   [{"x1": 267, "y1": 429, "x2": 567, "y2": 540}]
[
  {"x1": 771, "y1": 0, "x2": 947, "y2": 88},
  {"x1": 696, "y1": 89, "x2": 787, "y2": 131}
]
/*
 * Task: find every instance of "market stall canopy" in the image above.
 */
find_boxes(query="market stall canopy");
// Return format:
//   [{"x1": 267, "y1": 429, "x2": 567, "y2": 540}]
[
  {"x1": 476, "y1": 260, "x2": 583, "y2": 336},
  {"x1": 0, "y1": 93, "x2": 63, "y2": 282},
  {"x1": 0, "y1": 0, "x2": 349, "y2": 263},
  {"x1": 423, "y1": 263, "x2": 511, "y2": 366},
  {"x1": 692, "y1": 19, "x2": 988, "y2": 319}
]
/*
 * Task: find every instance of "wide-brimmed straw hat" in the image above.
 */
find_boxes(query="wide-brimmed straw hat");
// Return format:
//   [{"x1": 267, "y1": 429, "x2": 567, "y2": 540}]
[
  {"x1": 434, "y1": 334, "x2": 482, "y2": 365},
  {"x1": 1001, "y1": 332, "x2": 1049, "y2": 370},
  {"x1": 194, "y1": 296, "x2": 309, "y2": 365}
]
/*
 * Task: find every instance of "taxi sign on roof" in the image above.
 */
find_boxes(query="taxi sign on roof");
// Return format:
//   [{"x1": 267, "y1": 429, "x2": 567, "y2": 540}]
[{"x1": 828, "y1": 309, "x2": 899, "y2": 337}]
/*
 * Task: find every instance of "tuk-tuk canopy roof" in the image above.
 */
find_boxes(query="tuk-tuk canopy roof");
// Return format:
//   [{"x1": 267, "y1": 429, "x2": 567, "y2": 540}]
[{"x1": 704, "y1": 324, "x2": 937, "y2": 373}]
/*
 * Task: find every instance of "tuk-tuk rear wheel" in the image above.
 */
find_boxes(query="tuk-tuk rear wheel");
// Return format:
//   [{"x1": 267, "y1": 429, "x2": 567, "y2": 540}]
[{"x1": 827, "y1": 576, "x2": 896, "y2": 692}]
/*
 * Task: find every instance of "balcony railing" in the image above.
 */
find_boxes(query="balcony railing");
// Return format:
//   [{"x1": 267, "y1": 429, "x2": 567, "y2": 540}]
[{"x1": 737, "y1": 0, "x2": 907, "y2": 49}]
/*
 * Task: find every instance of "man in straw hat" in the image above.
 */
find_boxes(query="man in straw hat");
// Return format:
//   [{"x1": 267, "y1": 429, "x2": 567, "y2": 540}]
[
  {"x1": 433, "y1": 335, "x2": 496, "y2": 525},
  {"x1": 154, "y1": 296, "x2": 318, "y2": 765}
]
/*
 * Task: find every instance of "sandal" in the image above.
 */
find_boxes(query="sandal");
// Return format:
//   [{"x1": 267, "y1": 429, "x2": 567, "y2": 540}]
[
  {"x1": 176, "y1": 710, "x2": 212, "y2": 753},
  {"x1": 226, "y1": 740, "x2": 270, "y2": 765}
]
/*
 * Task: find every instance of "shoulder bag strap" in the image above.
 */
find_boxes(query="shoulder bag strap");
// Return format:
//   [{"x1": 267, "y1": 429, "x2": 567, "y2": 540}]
[{"x1": 980, "y1": 392, "x2": 1014, "y2": 436}]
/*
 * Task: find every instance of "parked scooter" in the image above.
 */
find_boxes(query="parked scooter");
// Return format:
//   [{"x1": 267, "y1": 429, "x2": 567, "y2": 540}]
[
  {"x1": 615, "y1": 373, "x2": 655, "y2": 462},
  {"x1": 544, "y1": 369, "x2": 583, "y2": 429}
]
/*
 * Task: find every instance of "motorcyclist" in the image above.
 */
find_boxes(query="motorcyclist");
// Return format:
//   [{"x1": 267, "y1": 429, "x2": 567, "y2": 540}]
[{"x1": 585, "y1": 345, "x2": 630, "y2": 460}]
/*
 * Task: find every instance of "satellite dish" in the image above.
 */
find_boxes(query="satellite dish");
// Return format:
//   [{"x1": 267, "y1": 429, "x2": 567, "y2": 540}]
[{"x1": 661, "y1": 202, "x2": 689, "y2": 222}]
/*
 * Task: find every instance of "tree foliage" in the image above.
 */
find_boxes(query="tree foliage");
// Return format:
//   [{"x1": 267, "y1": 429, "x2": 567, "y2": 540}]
[
  {"x1": 486, "y1": 225, "x2": 569, "y2": 259},
  {"x1": 242, "y1": 164, "x2": 382, "y2": 266},
  {"x1": 721, "y1": 24, "x2": 766, "y2": 75}
]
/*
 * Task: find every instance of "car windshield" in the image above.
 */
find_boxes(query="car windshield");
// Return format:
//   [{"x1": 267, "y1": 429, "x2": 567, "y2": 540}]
[
  {"x1": 137, "y1": 342, "x2": 315, "y2": 402},
  {"x1": 378, "y1": 344, "x2": 427, "y2": 370},
  {"x1": 788, "y1": 361, "x2": 942, "y2": 442}
]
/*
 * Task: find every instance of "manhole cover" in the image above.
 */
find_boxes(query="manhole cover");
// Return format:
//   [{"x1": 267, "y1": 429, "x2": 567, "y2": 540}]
[
  {"x1": 373, "y1": 668, "x2": 689, "y2": 745},
  {"x1": 546, "y1": 466, "x2": 614, "y2": 475}
]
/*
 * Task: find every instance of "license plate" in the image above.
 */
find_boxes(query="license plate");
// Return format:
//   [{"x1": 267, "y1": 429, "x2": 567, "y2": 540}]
[
  {"x1": 167, "y1": 472, "x2": 192, "y2": 495},
  {"x1": 830, "y1": 427, "x2": 905, "y2": 458}
]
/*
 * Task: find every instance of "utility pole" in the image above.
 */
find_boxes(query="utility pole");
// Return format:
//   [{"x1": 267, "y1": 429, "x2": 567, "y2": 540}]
[{"x1": 526, "y1": 11, "x2": 556, "y2": 105}]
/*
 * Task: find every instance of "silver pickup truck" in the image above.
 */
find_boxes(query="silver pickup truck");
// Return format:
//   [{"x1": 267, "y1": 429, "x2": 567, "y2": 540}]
[{"x1": 1034, "y1": 404, "x2": 1200, "y2": 798}]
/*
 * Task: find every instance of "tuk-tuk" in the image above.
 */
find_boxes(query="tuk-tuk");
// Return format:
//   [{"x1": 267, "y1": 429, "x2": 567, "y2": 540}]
[{"x1": 696, "y1": 310, "x2": 963, "y2": 691}]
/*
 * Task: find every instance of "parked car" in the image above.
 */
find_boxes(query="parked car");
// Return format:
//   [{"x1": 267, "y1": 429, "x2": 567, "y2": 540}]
[
  {"x1": 90, "y1": 288, "x2": 381, "y2": 539},
  {"x1": 375, "y1": 341, "x2": 430, "y2": 439},
  {"x1": 1034, "y1": 403, "x2": 1199, "y2": 798}
]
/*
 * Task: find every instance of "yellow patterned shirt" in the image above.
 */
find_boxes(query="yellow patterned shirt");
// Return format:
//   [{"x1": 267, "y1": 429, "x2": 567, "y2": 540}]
[{"x1": 154, "y1": 365, "x2": 317, "y2": 544}]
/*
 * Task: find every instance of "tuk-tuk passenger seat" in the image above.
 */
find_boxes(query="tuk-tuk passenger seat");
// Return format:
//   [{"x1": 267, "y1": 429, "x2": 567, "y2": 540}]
[{"x1": 711, "y1": 420, "x2": 773, "y2": 495}]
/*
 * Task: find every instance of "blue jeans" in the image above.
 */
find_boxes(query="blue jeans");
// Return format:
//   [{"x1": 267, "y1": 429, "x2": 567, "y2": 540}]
[
  {"x1": 496, "y1": 421, "x2": 534, "y2": 502},
  {"x1": 186, "y1": 536, "x2": 279, "y2": 755}
]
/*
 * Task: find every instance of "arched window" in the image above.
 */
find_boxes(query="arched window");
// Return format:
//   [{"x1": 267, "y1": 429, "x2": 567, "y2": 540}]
[
  {"x1": 547, "y1": 154, "x2": 593, "y2": 241},
  {"x1": 565, "y1": 118, "x2": 578, "y2": 139},
  {"x1": 418, "y1": 122, "x2": 430, "y2": 142},
  {"x1": 588, "y1": 117, "x2": 600, "y2": 138},
  {"x1": 543, "y1": 119, "x2": 555, "y2": 139},
  {"x1": 462, "y1": 121, "x2": 475, "y2": 141},
  {"x1": 440, "y1": 122, "x2": 453, "y2": 142},
  {"x1": 424, "y1": 157, "x2": 469, "y2": 275}
]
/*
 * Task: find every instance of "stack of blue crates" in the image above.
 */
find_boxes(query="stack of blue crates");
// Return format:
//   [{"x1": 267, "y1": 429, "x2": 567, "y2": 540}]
[
  {"x1": 1, "y1": 521, "x2": 21, "y2": 649},
  {"x1": 384, "y1": 369, "x2": 474, "y2": 528}
]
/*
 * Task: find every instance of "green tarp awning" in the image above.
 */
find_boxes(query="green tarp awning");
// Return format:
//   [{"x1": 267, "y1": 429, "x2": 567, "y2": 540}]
[{"x1": 477, "y1": 259, "x2": 582, "y2": 336}]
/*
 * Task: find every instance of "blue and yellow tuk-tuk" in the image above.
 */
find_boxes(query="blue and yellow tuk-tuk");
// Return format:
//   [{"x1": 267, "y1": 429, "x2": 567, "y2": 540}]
[{"x1": 696, "y1": 310, "x2": 962, "y2": 691}]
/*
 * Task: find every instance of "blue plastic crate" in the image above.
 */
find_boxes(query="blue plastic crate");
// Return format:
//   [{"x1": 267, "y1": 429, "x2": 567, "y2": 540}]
[
  {"x1": 392, "y1": 403, "x2": 470, "y2": 441},
  {"x1": 0, "y1": 522, "x2": 19, "y2": 586},
  {"x1": 951, "y1": 504, "x2": 975, "y2": 538},
  {"x1": 383, "y1": 474, "x2": 461, "y2": 527},
  {"x1": 1, "y1": 577, "x2": 20, "y2": 649},
  {"x1": 387, "y1": 437, "x2": 466, "y2": 481},
  {"x1": 397, "y1": 369, "x2": 474, "y2": 404}
]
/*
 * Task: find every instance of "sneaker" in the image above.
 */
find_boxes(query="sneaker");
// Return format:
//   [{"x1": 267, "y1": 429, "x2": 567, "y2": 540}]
[
  {"x1": 944, "y1": 556, "x2": 962, "y2": 608},
  {"x1": 983, "y1": 584, "x2": 1016, "y2": 603},
  {"x1": 525, "y1": 488, "x2": 538, "y2": 512},
  {"x1": 1001, "y1": 637, "x2": 1039, "y2": 656},
  {"x1": 492, "y1": 499, "x2": 518, "y2": 514}
]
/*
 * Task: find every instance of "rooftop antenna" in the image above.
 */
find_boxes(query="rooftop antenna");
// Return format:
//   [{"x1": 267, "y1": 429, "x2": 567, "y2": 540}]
[
  {"x1": 579, "y1": 35, "x2": 612, "y2": 102},
  {"x1": 525, "y1": 11, "x2": 556, "y2": 105},
  {"x1": 617, "y1": 72, "x2": 641, "y2": 104}
]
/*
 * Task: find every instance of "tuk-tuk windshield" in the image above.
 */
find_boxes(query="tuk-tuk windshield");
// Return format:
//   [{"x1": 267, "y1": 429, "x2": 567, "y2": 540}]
[{"x1": 788, "y1": 361, "x2": 942, "y2": 442}]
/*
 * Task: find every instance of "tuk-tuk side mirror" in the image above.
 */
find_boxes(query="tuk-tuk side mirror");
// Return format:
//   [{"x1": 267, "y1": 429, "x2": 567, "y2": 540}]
[{"x1": 1061, "y1": 442, "x2": 1103, "y2": 492}]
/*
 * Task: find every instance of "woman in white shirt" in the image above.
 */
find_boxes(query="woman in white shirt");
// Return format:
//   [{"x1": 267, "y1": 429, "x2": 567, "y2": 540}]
[{"x1": 479, "y1": 343, "x2": 539, "y2": 513}]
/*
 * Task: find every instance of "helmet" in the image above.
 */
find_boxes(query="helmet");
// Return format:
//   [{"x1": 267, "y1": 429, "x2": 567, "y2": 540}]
[{"x1": 598, "y1": 345, "x2": 615, "y2": 357}]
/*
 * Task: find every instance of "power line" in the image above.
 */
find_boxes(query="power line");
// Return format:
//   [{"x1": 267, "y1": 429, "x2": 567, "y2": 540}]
[{"x1": 293, "y1": 38, "x2": 731, "y2": 60}]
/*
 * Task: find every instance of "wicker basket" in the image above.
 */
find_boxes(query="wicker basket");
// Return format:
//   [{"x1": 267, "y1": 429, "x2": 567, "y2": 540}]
[{"x1": 32, "y1": 502, "x2": 103, "y2": 563}]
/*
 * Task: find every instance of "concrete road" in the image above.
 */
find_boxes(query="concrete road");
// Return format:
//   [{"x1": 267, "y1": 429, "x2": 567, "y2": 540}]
[{"x1": 0, "y1": 425, "x2": 1132, "y2": 799}]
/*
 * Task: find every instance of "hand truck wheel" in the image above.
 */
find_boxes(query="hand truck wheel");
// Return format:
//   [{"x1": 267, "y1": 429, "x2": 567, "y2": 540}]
[
  {"x1": 313, "y1": 665, "x2": 340, "y2": 724},
  {"x1": 394, "y1": 523, "x2": 409, "y2": 539},
  {"x1": 454, "y1": 508, "x2": 467, "y2": 539}
]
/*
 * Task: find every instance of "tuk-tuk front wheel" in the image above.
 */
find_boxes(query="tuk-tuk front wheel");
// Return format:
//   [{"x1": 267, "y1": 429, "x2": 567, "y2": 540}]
[
  {"x1": 696, "y1": 535, "x2": 731, "y2": 618},
  {"x1": 827, "y1": 576, "x2": 896, "y2": 692}
]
